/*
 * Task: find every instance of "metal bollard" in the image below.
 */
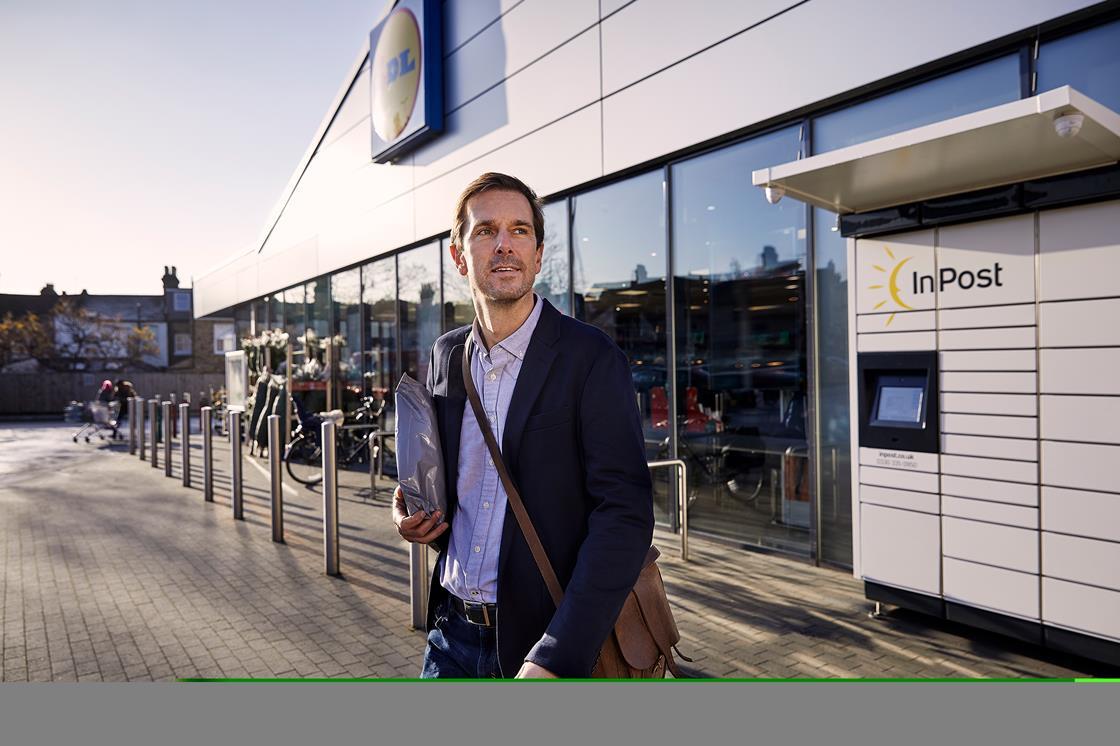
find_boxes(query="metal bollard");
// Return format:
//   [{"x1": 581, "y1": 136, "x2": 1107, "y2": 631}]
[
  {"x1": 137, "y1": 397, "x2": 146, "y2": 461},
  {"x1": 368, "y1": 431, "x2": 379, "y2": 499},
  {"x1": 322, "y1": 420, "x2": 340, "y2": 576},
  {"x1": 149, "y1": 399, "x2": 159, "y2": 469},
  {"x1": 230, "y1": 410, "x2": 243, "y2": 519},
  {"x1": 180, "y1": 403, "x2": 191, "y2": 488},
  {"x1": 410, "y1": 544, "x2": 430, "y2": 630},
  {"x1": 201, "y1": 407, "x2": 214, "y2": 502},
  {"x1": 170, "y1": 393, "x2": 178, "y2": 438},
  {"x1": 268, "y1": 414, "x2": 284, "y2": 543},
  {"x1": 162, "y1": 402, "x2": 172, "y2": 478},
  {"x1": 128, "y1": 397, "x2": 137, "y2": 455}
]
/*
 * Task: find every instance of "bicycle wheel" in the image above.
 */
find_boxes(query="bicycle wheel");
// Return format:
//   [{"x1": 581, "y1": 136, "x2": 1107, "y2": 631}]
[{"x1": 285, "y1": 432, "x2": 323, "y2": 485}]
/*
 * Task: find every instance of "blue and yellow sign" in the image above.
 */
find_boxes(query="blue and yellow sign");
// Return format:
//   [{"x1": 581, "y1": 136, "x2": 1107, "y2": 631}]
[{"x1": 370, "y1": 0, "x2": 443, "y2": 163}]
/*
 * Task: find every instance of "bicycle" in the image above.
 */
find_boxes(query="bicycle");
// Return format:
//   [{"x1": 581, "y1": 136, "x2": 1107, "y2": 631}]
[{"x1": 284, "y1": 395, "x2": 386, "y2": 485}]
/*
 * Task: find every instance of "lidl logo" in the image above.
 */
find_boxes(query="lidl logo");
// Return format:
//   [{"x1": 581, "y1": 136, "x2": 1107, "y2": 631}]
[
  {"x1": 371, "y1": 8, "x2": 422, "y2": 143},
  {"x1": 868, "y1": 245, "x2": 1005, "y2": 325}
]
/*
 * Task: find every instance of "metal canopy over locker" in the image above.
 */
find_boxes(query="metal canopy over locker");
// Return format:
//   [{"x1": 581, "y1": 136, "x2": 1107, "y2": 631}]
[{"x1": 754, "y1": 87, "x2": 1120, "y2": 665}]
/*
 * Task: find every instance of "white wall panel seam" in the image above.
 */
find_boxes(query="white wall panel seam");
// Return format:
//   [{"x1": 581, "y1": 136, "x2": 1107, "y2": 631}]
[
  {"x1": 446, "y1": 21, "x2": 601, "y2": 117},
  {"x1": 601, "y1": 0, "x2": 811, "y2": 99},
  {"x1": 445, "y1": 0, "x2": 527, "y2": 57}
]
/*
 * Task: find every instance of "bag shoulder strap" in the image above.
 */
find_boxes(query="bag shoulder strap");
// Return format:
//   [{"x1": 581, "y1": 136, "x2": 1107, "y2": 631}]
[{"x1": 462, "y1": 337, "x2": 565, "y2": 608}]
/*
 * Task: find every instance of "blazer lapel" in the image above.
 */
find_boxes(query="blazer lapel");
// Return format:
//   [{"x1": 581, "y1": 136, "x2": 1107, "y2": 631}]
[{"x1": 500, "y1": 301, "x2": 560, "y2": 472}]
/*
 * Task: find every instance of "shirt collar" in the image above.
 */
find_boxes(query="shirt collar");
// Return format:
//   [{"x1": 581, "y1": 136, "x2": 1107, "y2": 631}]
[{"x1": 470, "y1": 294, "x2": 543, "y2": 362}]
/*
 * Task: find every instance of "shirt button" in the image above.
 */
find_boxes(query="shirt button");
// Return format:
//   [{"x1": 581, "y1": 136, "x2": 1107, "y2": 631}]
[
  {"x1": 471, "y1": 590, "x2": 480, "y2": 597},
  {"x1": 473, "y1": 545, "x2": 481, "y2": 553},
  {"x1": 483, "y1": 501, "x2": 491, "y2": 509},
  {"x1": 486, "y1": 457, "x2": 493, "y2": 466},
  {"x1": 488, "y1": 372, "x2": 497, "y2": 382}
]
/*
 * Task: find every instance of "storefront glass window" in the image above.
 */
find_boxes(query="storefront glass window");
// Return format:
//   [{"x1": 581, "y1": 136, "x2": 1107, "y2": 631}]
[
  {"x1": 399, "y1": 241, "x2": 442, "y2": 386},
  {"x1": 442, "y1": 237, "x2": 474, "y2": 332},
  {"x1": 572, "y1": 170, "x2": 672, "y2": 521},
  {"x1": 1038, "y1": 18, "x2": 1120, "y2": 112},
  {"x1": 813, "y1": 54, "x2": 1020, "y2": 153},
  {"x1": 813, "y1": 208, "x2": 852, "y2": 567},
  {"x1": 537, "y1": 200, "x2": 571, "y2": 315},
  {"x1": 362, "y1": 256, "x2": 397, "y2": 408},
  {"x1": 331, "y1": 267, "x2": 363, "y2": 410},
  {"x1": 233, "y1": 304, "x2": 251, "y2": 344},
  {"x1": 672, "y1": 126, "x2": 810, "y2": 554}
]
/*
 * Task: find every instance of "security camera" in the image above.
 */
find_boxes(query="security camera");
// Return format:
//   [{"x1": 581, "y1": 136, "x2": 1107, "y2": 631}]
[
  {"x1": 1054, "y1": 113, "x2": 1084, "y2": 138},
  {"x1": 764, "y1": 185, "x2": 785, "y2": 205}
]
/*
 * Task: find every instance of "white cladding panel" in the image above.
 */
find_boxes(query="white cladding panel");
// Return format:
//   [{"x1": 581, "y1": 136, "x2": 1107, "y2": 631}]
[
  {"x1": 940, "y1": 371, "x2": 1036, "y2": 394},
  {"x1": 941, "y1": 413, "x2": 1038, "y2": 439},
  {"x1": 939, "y1": 350, "x2": 1036, "y2": 371},
  {"x1": 1043, "y1": 577, "x2": 1120, "y2": 641},
  {"x1": 936, "y1": 214, "x2": 1036, "y2": 308},
  {"x1": 938, "y1": 304, "x2": 1035, "y2": 329},
  {"x1": 859, "y1": 465, "x2": 940, "y2": 494},
  {"x1": 941, "y1": 393, "x2": 1037, "y2": 416},
  {"x1": 858, "y1": 448, "x2": 939, "y2": 473},
  {"x1": 1039, "y1": 298, "x2": 1120, "y2": 348},
  {"x1": 940, "y1": 474, "x2": 1039, "y2": 506},
  {"x1": 1041, "y1": 441, "x2": 1120, "y2": 494},
  {"x1": 1040, "y1": 348, "x2": 1120, "y2": 395},
  {"x1": 943, "y1": 558, "x2": 1039, "y2": 620},
  {"x1": 1041, "y1": 486, "x2": 1120, "y2": 542},
  {"x1": 857, "y1": 331, "x2": 938, "y2": 352},
  {"x1": 860, "y1": 504, "x2": 940, "y2": 594},
  {"x1": 444, "y1": 0, "x2": 599, "y2": 113},
  {"x1": 600, "y1": 0, "x2": 800, "y2": 95},
  {"x1": 942, "y1": 516, "x2": 1039, "y2": 573},
  {"x1": 859, "y1": 485, "x2": 940, "y2": 514},
  {"x1": 444, "y1": 0, "x2": 523, "y2": 53},
  {"x1": 1042, "y1": 533, "x2": 1120, "y2": 592},
  {"x1": 1040, "y1": 396, "x2": 1120, "y2": 445},
  {"x1": 857, "y1": 310, "x2": 935, "y2": 333},
  {"x1": 941, "y1": 434, "x2": 1037, "y2": 462},
  {"x1": 941, "y1": 496, "x2": 1037, "y2": 529},
  {"x1": 1039, "y1": 201, "x2": 1120, "y2": 302}
]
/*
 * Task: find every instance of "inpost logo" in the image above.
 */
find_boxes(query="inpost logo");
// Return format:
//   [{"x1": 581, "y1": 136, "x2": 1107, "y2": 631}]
[
  {"x1": 372, "y1": 8, "x2": 422, "y2": 143},
  {"x1": 868, "y1": 245, "x2": 1005, "y2": 325}
]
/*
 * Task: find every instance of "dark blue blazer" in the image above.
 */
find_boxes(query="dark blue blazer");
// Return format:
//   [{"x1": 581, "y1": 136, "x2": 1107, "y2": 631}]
[{"x1": 424, "y1": 298, "x2": 654, "y2": 678}]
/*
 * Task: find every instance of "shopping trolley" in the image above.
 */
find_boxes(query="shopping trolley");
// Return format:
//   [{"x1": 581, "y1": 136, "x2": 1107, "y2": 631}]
[{"x1": 71, "y1": 400, "x2": 122, "y2": 443}]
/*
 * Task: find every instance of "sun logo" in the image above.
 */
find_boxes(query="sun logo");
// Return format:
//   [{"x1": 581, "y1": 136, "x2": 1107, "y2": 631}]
[{"x1": 866, "y1": 245, "x2": 914, "y2": 326}]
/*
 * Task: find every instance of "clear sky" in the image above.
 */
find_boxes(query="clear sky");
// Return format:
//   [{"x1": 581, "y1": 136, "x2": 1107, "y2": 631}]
[{"x1": 0, "y1": 0, "x2": 386, "y2": 297}]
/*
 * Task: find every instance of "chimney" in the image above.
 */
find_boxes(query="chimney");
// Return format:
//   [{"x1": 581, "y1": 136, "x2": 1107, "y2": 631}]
[
  {"x1": 40, "y1": 283, "x2": 58, "y2": 297},
  {"x1": 162, "y1": 265, "x2": 180, "y2": 290}
]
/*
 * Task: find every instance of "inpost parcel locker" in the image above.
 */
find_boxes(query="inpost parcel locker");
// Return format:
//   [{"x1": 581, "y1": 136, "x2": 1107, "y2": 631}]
[{"x1": 754, "y1": 87, "x2": 1120, "y2": 665}]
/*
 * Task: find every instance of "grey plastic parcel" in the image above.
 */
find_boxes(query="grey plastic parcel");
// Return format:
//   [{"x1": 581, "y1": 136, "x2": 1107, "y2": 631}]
[{"x1": 394, "y1": 374, "x2": 448, "y2": 521}]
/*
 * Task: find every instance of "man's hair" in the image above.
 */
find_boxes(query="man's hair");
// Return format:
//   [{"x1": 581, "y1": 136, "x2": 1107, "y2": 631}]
[{"x1": 450, "y1": 172, "x2": 545, "y2": 248}]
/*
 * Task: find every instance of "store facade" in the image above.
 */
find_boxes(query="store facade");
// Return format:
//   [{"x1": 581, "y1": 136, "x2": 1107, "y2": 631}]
[{"x1": 196, "y1": 0, "x2": 1120, "y2": 568}]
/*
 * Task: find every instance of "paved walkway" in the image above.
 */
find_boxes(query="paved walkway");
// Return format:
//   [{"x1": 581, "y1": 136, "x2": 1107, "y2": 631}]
[{"x1": 1, "y1": 422, "x2": 1114, "y2": 681}]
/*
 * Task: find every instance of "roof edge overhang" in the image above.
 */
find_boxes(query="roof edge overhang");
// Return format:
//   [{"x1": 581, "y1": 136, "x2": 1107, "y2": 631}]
[{"x1": 752, "y1": 86, "x2": 1120, "y2": 214}]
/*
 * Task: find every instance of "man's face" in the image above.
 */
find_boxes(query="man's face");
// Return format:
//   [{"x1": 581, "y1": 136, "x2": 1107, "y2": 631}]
[{"x1": 451, "y1": 189, "x2": 542, "y2": 305}]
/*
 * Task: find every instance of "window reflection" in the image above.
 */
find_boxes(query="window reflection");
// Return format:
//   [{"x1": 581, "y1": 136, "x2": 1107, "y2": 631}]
[
  {"x1": 813, "y1": 208, "x2": 852, "y2": 567},
  {"x1": 1038, "y1": 18, "x2": 1120, "y2": 112},
  {"x1": 398, "y1": 242, "x2": 442, "y2": 386},
  {"x1": 537, "y1": 200, "x2": 571, "y2": 315},
  {"x1": 672, "y1": 127, "x2": 810, "y2": 553},
  {"x1": 331, "y1": 267, "x2": 363, "y2": 411},
  {"x1": 813, "y1": 55, "x2": 1020, "y2": 154},
  {"x1": 442, "y1": 237, "x2": 474, "y2": 332},
  {"x1": 362, "y1": 257, "x2": 397, "y2": 414},
  {"x1": 572, "y1": 171, "x2": 672, "y2": 520}
]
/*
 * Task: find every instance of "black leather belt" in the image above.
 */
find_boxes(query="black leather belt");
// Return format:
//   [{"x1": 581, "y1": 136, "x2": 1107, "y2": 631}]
[{"x1": 448, "y1": 595, "x2": 497, "y2": 627}]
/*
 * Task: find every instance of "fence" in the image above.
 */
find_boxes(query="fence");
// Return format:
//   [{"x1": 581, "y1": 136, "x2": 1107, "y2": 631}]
[{"x1": 0, "y1": 372, "x2": 225, "y2": 415}]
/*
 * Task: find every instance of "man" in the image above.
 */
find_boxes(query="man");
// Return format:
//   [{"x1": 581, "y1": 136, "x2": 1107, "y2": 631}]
[{"x1": 392, "y1": 172, "x2": 654, "y2": 679}]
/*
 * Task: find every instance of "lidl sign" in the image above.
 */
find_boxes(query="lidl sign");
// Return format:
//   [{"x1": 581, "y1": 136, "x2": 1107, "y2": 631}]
[{"x1": 370, "y1": 0, "x2": 443, "y2": 163}]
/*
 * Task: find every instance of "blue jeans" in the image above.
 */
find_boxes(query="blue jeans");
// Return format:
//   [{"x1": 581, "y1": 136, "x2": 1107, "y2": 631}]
[{"x1": 420, "y1": 598, "x2": 501, "y2": 679}]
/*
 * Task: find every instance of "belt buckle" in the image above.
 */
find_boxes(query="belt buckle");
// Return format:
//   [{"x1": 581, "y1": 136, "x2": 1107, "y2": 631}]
[{"x1": 463, "y1": 600, "x2": 493, "y2": 627}]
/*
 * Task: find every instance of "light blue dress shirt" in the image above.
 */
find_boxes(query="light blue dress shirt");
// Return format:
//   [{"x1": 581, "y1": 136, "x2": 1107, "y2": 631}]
[{"x1": 441, "y1": 295, "x2": 543, "y2": 604}]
